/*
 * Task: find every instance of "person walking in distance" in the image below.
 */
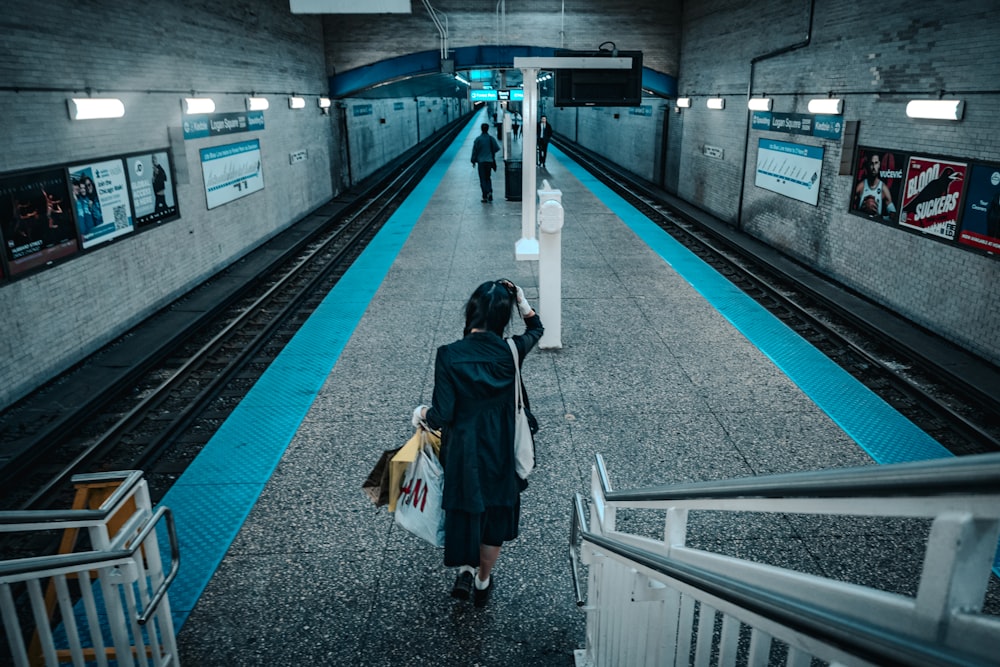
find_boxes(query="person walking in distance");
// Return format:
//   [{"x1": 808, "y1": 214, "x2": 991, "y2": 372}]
[
  {"x1": 537, "y1": 115, "x2": 553, "y2": 168},
  {"x1": 412, "y1": 280, "x2": 543, "y2": 606},
  {"x1": 471, "y1": 123, "x2": 501, "y2": 203}
]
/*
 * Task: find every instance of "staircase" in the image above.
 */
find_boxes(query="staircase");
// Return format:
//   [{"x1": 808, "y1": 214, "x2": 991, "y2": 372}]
[
  {"x1": 570, "y1": 453, "x2": 1000, "y2": 666},
  {"x1": 1, "y1": 471, "x2": 180, "y2": 667}
]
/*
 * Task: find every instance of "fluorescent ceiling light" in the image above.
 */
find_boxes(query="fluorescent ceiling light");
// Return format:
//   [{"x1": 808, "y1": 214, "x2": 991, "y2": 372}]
[
  {"x1": 747, "y1": 97, "x2": 772, "y2": 111},
  {"x1": 707, "y1": 97, "x2": 725, "y2": 110},
  {"x1": 246, "y1": 96, "x2": 269, "y2": 111},
  {"x1": 807, "y1": 98, "x2": 843, "y2": 115},
  {"x1": 290, "y1": 0, "x2": 410, "y2": 13},
  {"x1": 318, "y1": 97, "x2": 331, "y2": 109},
  {"x1": 68, "y1": 98, "x2": 125, "y2": 120},
  {"x1": 288, "y1": 96, "x2": 306, "y2": 109},
  {"x1": 183, "y1": 97, "x2": 216, "y2": 114},
  {"x1": 676, "y1": 97, "x2": 691, "y2": 108},
  {"x1": 454, "y1": 75, "x2": 469, "y2": 86},
  {"x1": 906, "y1": 99, "x2": 964, "y2": 120}
]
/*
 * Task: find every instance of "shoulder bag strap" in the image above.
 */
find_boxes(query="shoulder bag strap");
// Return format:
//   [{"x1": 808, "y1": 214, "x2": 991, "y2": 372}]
[{"x1": 506, "y1": 338, "x2": 523, "y2": 411}]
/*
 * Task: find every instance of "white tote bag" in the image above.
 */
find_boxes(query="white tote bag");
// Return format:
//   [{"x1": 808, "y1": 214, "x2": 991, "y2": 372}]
[
  {"x1": 507, "y1": 338, "x2": 535, "y2": 479},
  {"x1": 394, "y1": 442, "x2": 446, "y2": 547}
]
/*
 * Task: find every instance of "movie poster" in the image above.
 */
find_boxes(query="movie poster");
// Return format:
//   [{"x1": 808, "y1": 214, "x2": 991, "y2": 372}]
[
  {"x1": 68, "y1": 159, "x2": 135, "y2": 249},
  {"x1": 956, "y1": 162, "x2": 1000, "y2": 255},
  {"x1": 848, "y1": 147, "x2": 908, "y2": 223},
  {"x1": 0, "y1": 168, "x2": 80, "y2": 276},
  {"x1": 126, "y1": 151, "x2": 180, "y2": 227},
  {"x1": 898, "y1": 156, "x2": 967, "y2": 240}
]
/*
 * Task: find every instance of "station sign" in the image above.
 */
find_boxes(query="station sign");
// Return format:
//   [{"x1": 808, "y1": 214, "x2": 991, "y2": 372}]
[
  {"x1": 751, "y1": 111, "x2": 843, "y2": 140},
  {"x1": 470, "y1": 89, "x2": 523, "y2": 102}
]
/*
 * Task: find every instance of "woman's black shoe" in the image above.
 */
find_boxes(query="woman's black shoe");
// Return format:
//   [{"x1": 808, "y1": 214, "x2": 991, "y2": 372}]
[
  {"x1": 473, "y1": 577, "x2": 493, "y2": 607},
  {"x1": 451, "y1": 571, "x2": 474, "y2": 600}
]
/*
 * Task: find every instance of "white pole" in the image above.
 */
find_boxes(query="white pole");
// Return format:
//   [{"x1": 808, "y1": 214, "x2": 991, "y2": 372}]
[{"x1": 516, "y1": 66, "x2": 539, "y2": 260}]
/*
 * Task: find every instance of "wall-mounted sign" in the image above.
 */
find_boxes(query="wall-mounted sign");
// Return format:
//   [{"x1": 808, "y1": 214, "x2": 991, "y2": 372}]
[
  {"x1": 0, "y1": 168, "x2": 79, "y2": 276},
  {"x1": 754, "y1": 139, "x2": 824, "y2": 206},
  {"x1": 469, "y1": 89, "x2": 523, "y2": 102},
  {"x1": 200, "y1": 139, "x2": 264, "y2": 210},
  {"x1": 898, "y1": 155, "x2": 967, "y2": 240},
  {"x1": 958, "y1": 162, "x2": 1000, "y2": 254},
  {"x1": 289, "y1": 150, "x2": 308, "y2": 164},
  {"x1": 68, "y1": 158, "x2": 134, "y2": 249},
  {"x1": 183, "y1": 110, "x2": 265, "y2": 140},
  {"x1": 393, "y1": 102, "x2": 405, "y2": 111},
  {"x1": 751, "y1": 112, "x2": 843, "y2": 140},
  {"x1": 126, "y1": 151, "x2": 180, "y2": 228},
  {"x1": 629, "y1": 106, "x2": 653, "y2": 117},
  {"x1": 353, "y1": 104, "x2": 373, "y2": 116},
  {"x1": 703, "y1": 145, "x2": 724, "y2": 159}
]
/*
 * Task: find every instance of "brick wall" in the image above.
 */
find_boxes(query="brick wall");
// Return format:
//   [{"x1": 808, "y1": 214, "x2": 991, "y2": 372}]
[
  {"x1": 547, "y1": 102, "x2": 671, "y2": 183},
  {"x1": 0, "y1": 0, "x2": 337, "y2": 408},
  {"x1": 343, "y1": 97, "x2": 466, "y2": 182}
]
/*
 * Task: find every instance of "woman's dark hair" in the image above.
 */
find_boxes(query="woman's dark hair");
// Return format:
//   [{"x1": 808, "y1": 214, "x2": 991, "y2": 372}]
[{"x1": 464, "y1": 280, "x2": 516, "y2": 336}]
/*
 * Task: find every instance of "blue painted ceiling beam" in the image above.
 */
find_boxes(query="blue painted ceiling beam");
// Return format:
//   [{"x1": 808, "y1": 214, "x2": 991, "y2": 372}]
[{"x1": 330, "y1": 45, "x2": 676, "y2": 99}]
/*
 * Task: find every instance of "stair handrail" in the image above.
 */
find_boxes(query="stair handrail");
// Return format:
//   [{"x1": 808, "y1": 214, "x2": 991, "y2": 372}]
[
  {"x1": 570, "y1": 452, "x2": 1000, "y2": 666},
  {"x1": 0, "y1": 504, "x2": 179, "y2": 625},
  {"x1": 0, "y1": 470, "x2": 146, "y2": 528},
  {"x1": 595, "y1": 451, "x2": 1000, "y2": 504},
  {"x1": 577, "y1": 512, "x2": 996, "y2": 667}
]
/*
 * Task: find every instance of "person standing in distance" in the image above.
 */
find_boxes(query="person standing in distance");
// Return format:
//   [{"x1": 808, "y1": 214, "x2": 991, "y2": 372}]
[
  {"x1": 471, "y1": 123, "x2": 501, "y2": 203},
  {"x1": 412, "y1": 280, "x2": 543, "y2": 607},
  {"x1": 537, "y1": 115, "x2": 553, "y2": 168}
]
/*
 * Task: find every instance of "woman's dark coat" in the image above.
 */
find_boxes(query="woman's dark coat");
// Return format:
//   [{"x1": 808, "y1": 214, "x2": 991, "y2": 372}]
[{"x1": 425, "y1": 314, "x2": 543, "y2": 513}]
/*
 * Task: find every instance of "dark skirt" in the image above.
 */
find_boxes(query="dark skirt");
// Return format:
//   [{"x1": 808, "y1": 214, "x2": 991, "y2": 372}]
[{"x1": 443, "y1": 501, "x2": 521, "y2": 567}]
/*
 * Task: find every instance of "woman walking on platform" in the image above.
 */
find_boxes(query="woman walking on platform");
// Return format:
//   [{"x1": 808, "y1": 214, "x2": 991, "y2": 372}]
[{"x1": 412, "y1": 280, "x2": 542, "y2": 606}]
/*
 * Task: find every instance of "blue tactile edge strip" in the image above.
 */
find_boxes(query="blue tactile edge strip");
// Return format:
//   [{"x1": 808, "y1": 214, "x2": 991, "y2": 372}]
[
  {"x1": 553, "y1": 146, "x2": 999, "y2": 575},
  {"x1": 158, "y1": 117, "x2": 479, "y2": 631}
]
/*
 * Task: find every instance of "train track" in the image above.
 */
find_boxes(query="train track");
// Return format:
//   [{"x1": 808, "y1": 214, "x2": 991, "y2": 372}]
[
  {"x1": 555, "y1": 138, "x2": 1000, "y2": 458},
  {"x1": 0, "y1": 119, "x2": 467, "y2": 518}
]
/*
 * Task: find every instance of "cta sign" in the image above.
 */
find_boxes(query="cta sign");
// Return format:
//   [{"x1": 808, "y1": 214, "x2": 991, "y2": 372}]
[{"x1": 183, "y1": 111, "x2": 265, "y2": 140}]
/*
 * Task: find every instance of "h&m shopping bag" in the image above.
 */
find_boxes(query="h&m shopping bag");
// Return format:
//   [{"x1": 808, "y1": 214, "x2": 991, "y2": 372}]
[
  {"x1": 388, "y1": 427, "x2": 440, "y2": 512},
  {"x1": 394, "y1": 442, "x2": 445, "y2": 547}
]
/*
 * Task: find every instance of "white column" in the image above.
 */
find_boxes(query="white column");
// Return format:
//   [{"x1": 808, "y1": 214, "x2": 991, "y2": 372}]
[{"x1": 516, "y1": 66, "x2": 539, "y2": 260}]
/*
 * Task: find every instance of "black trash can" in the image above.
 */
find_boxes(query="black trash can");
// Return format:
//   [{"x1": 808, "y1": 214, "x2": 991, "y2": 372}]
[{"x1": 504, "y1": 159, "x2": 522, "y2": 201}]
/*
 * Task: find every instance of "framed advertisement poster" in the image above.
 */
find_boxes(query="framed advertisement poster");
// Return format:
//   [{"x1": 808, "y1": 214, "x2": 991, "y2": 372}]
[
  {"x1": 898, "y1": 156, "x2": 967, "y2": 240},
  {"x1": 957, "y1": 162, "x2": 1000, "y2": 255},
  {"x1": 68, "y1": 158, "x2": 135, "y2": 249},
  {"x1": 200, "y1": 139, "x2": 264, "y2": 210},
  {"x1": 126, "y1": 150, "x2": 180, "y2": 227},
  {"x1": 848, "y1": 147, "x2": 907, "y2": 223},
  {"x1": 0, "y1": 168, "x2": 80, "y2": 276},
  {"x1": 754, "y1": 139, "x2": 824, "y2": 206}
]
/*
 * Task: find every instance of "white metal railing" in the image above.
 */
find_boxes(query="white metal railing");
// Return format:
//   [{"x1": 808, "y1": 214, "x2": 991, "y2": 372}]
[
  {"x1": 570, "y1": 452, "x2": 1000, "y2": 667},
  {"x1": 0, "y1": 471, "x2": 180, "y2": 667}
]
